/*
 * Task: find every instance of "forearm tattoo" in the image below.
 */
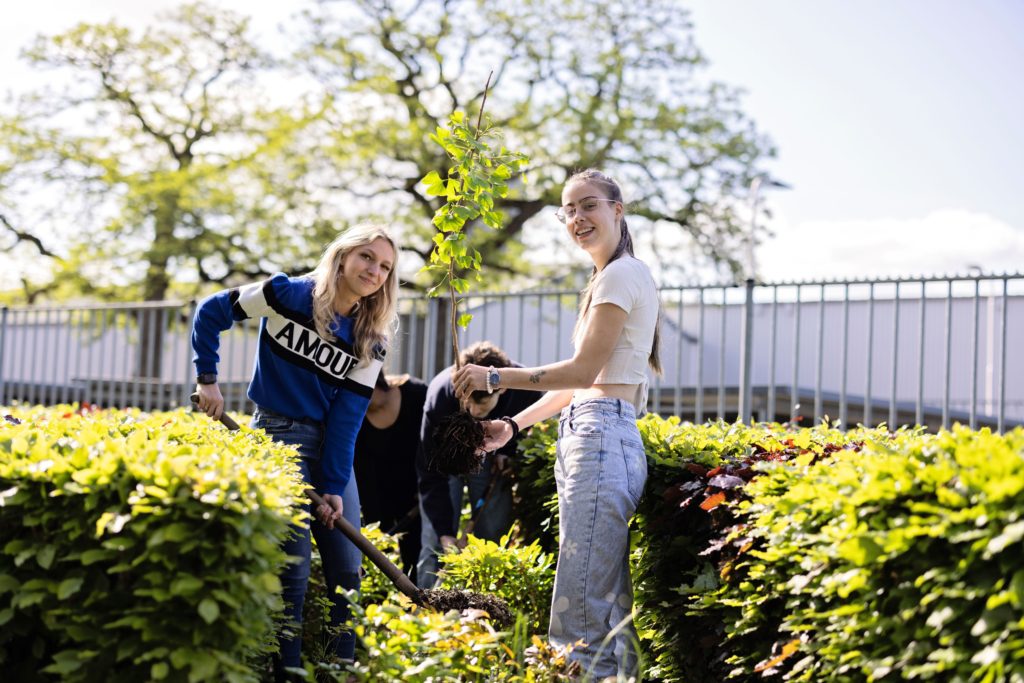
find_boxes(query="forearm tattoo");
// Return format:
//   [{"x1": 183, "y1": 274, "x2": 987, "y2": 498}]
[{"x1": 528, "y1": 370, "x2": 546, "y2": 384}]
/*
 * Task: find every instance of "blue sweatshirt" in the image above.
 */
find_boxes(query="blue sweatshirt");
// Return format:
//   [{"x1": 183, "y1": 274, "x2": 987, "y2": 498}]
[{"x1": 191, "y1": 273, "x2": 384, "y2": 495}]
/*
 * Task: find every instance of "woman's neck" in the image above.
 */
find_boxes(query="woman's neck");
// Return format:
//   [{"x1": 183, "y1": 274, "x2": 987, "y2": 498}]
[
  {"x1": 592, "y1": 246, "x2": 621, "y2": 271},
  {"x1": 365, "y1": 386, "x2": 401, "y2": 429},
  {"x1": 333, "y1": 291, "x2": 360, "y2": 317}
]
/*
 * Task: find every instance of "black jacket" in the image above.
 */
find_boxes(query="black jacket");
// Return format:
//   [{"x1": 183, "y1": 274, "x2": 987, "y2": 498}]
[{"x1": 416, "y1": 364, "x2": 541, "y2": 538}]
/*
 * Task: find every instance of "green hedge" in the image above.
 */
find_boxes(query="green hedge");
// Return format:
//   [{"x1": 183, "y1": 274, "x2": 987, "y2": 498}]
[
  {"x1": 702, "y1": 425, "x2": 1024, "y2": 682},
  {"x1": 8, "y1": 403, "x2": 1022, "y2": 682},
  {"x1": 510, "y1": 416, "x2": 1024, "y2": 682},
  {"x1": 437, "y1": 529, "x2": 555, "y2": 635},
  {"x1": 0, "y1": 405, "x2": 306, "y2": 683}
]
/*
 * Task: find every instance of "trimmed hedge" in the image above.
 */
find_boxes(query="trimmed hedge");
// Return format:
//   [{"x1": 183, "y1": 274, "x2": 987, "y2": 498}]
[
  {"x1": 8, "y1": 403, "x2": 1022, "y2": 682},
  {"x1": 702, "y1": 425, "x2": 1024, "y2": 681},
  {"x1": 511, "y1": 416, "x2": 1024, "y2": 682},
  {"x1": 0, "y1": 405, "x2": 306, "y2": 683}
]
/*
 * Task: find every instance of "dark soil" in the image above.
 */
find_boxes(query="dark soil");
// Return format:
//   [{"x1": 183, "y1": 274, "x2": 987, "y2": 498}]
[
  {"x1": 431, "y1": 411, "x2": 485, "y2": 475},
  {"x1": 414, "y1": 588, "x2": 513, "y2": 627}
]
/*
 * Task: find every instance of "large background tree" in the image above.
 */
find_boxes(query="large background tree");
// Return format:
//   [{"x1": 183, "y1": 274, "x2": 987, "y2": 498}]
[
  {"x1": 0, "y1": 0, "x2": 773, "y2": 302},
  {"x1": 0, "y1": 2, "x2": 336, "y2": 303},
  {"x1": 297, "y1": 0, "x2": 774, "y2": 287}
]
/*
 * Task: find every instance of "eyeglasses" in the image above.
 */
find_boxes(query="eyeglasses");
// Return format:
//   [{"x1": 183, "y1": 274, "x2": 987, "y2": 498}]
[{"x1": 554, "y1": 197, "x2": 619, "y2": 224}]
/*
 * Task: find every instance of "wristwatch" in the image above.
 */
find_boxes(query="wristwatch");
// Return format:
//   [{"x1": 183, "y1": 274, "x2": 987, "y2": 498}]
[
  {"x1": 196, "y1": 372, "x2": 218, "y2": 385},
  {"x1": 486, "y1": 366, "x2": 500, "y2": 394}
]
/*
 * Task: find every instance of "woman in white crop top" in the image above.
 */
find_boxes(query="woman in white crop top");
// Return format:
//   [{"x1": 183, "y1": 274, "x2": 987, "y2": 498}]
[{"x1": 453, "y1": 169, "x2": 660, "y2": 679}]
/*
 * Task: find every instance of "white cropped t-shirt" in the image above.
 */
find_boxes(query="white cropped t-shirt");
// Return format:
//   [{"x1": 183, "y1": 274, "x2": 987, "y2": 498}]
[{"x1": 577, "y1": 255, "x2": 658, "y2": 389}]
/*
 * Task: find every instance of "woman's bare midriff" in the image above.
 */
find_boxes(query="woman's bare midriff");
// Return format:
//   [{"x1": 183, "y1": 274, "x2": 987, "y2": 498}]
[{"x1": 573, "y1": 383, "x2": 639, "y2": 403}]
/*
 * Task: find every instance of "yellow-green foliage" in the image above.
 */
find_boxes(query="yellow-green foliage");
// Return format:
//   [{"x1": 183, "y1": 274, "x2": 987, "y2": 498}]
[
  {"x1": 338, "y1": 599, "x2": 579, "y2": 683},
  {"x1": 438, "y1": 529, "x2": 555, "y2": 634},
  {"x1": 631, "y1": 418, "x2": 902, "y2": 682},
  {"x1": 512, "y1": 419, "x2": 560, "y2": 552},
  {"x1": 359, "y1": 523, "x2": 404, "y2": 606},
  {"x1": 512, "y1": 416, "x2": 1024, "y2": 682},
  {"x1": 712, "y1": 425, "x2": 1024, "y2": 681},
  {"x1": 341, "y1": 600, "x2": 507, "y2": 682},
  {"x1": 0, "y1": 405, "x2": 307, "y2": 683}
]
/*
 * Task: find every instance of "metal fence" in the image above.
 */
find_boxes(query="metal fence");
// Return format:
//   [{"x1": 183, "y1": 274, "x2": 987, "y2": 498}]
[{"x1": 2, "y1": 271, "x2": 1021, "y2": 431}]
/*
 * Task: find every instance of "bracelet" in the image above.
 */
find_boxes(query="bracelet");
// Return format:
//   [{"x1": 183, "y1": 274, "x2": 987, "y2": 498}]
[
  {"x1": 498, "y1": 416, "x2": 520, "y2": 440},
  {"x1": 485, "y1": 366, "x2": 493, "y2": 394}
]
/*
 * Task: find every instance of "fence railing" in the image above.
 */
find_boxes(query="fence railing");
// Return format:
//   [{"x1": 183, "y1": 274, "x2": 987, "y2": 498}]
[{"x1": 2, "y1": 271, "x2": 1021, "y2": 431}]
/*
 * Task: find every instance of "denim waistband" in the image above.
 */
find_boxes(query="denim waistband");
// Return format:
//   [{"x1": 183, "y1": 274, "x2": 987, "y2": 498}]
[
  {"x1": 254, "y1": 405, "x2": 323, "y2": 427},
  {"x1": 563, "y1": 397, "x2": 637, "y2": 420}
]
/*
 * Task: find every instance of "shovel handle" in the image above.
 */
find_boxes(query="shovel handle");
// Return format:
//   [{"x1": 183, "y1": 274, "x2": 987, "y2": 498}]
[
  {"x1": 306, "y1": 488, "x2": 421, "y2": 600},
  {"x1": 189, "y1": 392, "x2": 422, "y2": 601}
]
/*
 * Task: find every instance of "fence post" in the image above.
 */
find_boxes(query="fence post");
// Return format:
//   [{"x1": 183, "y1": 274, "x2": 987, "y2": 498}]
[
  {"x1": 0, "y1": 306, "x2": 7, "y2": 405},
  {"x1": 738, "y1": 278, "x2": 755, "y2": 423},
  {"x1": 422, "y1": 297, "x2": 440, "y2": 381}
]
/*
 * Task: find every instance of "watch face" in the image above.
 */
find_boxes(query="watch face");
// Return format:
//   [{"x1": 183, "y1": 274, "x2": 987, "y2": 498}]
[{"x1": 488, "y1": 369, "x2": 499, "y2": 387}]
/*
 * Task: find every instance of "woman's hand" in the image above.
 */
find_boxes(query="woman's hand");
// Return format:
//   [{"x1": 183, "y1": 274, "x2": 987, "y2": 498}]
[
  {"x1": 452, "y1": 363, "x2": 488, "y2": 401},
  {"x1": 195, "y1": 382, "x2": 225, "y2": 420},
  {"x1": 316, "y1": 493, "x2": 344, "y2": 529},
  {"x1": 479, "y1": 419, "x2": 514, "y2": 453},
  {"x1": 440, "y1": 535, "x2": 467, "y2": 551}
]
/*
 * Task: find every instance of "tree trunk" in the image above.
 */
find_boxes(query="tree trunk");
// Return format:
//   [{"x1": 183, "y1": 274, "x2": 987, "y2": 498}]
[{"x1": 135, "y1": 194, "x2": 177, "y2": 378}]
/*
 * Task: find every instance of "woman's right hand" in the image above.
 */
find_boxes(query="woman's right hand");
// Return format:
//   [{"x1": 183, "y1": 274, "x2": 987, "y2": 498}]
[
  {"x1": 479, "y1": 419, "x2": 514, "y2": 453},
  {"x1": 195, "y1": 382, "x2": 225, "y2": 420},
  {"x1": 316, "y1": 493, "x2": 344, "y2": 529}
]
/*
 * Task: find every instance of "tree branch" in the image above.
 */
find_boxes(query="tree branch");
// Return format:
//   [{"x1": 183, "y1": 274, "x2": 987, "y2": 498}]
[{"x1": 0, "y1": 214, "x2": 61, "y2": 259}]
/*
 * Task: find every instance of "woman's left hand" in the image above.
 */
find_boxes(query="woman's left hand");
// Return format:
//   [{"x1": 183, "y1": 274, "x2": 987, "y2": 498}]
[
  {"x1": 452, "y1": 363, "x2": 487, "y2": 401},
  {"x1": 479, "y1": 419, "x2": 514, "y2": 453}
]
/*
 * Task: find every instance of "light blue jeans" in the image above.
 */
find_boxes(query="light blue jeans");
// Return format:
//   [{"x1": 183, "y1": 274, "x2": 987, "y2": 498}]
[
  {"x1": 549, "y1": 398, "x2": 647, "y2": 680},
  {"x1": 252, "y1": 407, "x2": 362, "y2": 676}
]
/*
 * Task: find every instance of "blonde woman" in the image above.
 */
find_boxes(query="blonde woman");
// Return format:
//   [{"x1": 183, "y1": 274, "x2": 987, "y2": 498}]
[
  {"x1": 453, "y1": 170, "x2": 659, "y2": 679},
  {"x1": 192, "y1": 224, "x2": 399, "y2": 674}
]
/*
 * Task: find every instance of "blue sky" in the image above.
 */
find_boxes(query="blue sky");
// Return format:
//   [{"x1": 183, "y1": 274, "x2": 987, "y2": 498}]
[
  {"x1": 684, "y1": 0, "x2": 1024, "y2": 279},
  {"x1": 689, "y1": 1, "x2": 1023, "y2": 223},
  {"x1": 2, "y1": 1, "x2": 1022, "y2": 286}
]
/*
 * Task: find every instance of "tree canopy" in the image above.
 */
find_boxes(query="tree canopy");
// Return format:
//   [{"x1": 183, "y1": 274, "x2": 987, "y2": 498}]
[
  {"x1": 0, "y1": 0, "x2": 773, "y2": 302},
  {"x1": 0, "y1": 3, "x2": 329, "y2": 301}
]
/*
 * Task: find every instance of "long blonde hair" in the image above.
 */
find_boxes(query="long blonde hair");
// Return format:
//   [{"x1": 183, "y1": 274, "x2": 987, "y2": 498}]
[
  {"x1": 310, "y1": 224, "x2": 400, "y2": 362},
  {"x1": 568, "y1": 169, "x2": 662, "y2": 374}
]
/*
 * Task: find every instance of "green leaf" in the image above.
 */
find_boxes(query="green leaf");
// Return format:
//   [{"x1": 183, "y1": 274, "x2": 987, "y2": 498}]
[
  {"x1": 445, "y1": 179, "x2": 460, "y2": 201},
  {"x1": 198, "y1": 597, "x2": 220, "y2": 624},
  {"x1": 985, "y1": 520, "x2": 1024, "y2": 557},
  {"x1": 188, "y1": 652, "x2": 218, "y2": 682},
  {"x1": 171, "y1": 575, "x2": 203, "y2": 596},
  {"x1": 0, "y1": 574, "x2": 20, "y2": 594},
  {"x1": 37, "y1": 545, "x2": 57, "y2": 569},
  {"x1": 457, "y1": 313, "x2": 473, "y2": 329},
  {"x1": 80, "y1": 549, "x2": 110, "y2": 565},
  {"x1": 58, "y1": 577, "x2": 84, "y2": 599},
  {"x1": 420, "y1": 170, "x2": 445, "y2": 196},
  {"x1": 151, "y1": 662, "x2": 169, "y2": 680},
  {"x1": 1011, "y1": 569, "x2": 1024, "y2": 607},
  {"x1": 0, "y1": 486, "x2": 19, "y2": 506},
  {"x1": 837, "y1": 536, "x2": 883, "y2": 566}
]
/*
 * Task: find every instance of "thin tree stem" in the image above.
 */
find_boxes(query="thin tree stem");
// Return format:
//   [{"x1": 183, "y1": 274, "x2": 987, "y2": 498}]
[{"x1": 450, "y1": 70, "x2": 494, "y2": 371}]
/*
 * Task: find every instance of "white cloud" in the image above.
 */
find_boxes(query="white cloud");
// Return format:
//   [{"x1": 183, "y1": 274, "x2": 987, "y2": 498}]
[{"x1": 757, "y1": 209, "x2": 1024, "y2": 282}]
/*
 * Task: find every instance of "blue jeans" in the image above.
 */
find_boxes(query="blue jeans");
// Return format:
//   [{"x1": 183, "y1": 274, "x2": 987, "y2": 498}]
[
  {"x1": 252, "y1": 408, "x2": 362, "y2": 673},
  {"x1": 549, "y1": 398, "x2": 647, "y2": 680},
  {"x1": 416, "y1": 451, "x2": 514, "y2": 589}
]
